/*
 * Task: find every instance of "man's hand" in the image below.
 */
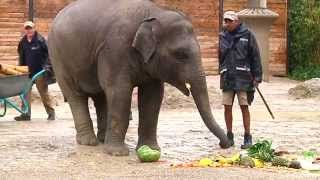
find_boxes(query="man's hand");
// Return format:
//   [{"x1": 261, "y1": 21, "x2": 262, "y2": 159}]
[{"x1": 253, "y1": 80, "x2": 260, "y2": 88}]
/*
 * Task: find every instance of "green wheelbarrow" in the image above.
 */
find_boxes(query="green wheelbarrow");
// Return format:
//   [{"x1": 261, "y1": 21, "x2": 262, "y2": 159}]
[{"x1": 0, "y1": 69, "x2": 46, "y2": 117}]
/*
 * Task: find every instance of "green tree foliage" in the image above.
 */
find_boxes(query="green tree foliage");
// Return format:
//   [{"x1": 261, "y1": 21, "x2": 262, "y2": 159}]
[{"x1": 288, "y1": 0, "x2": 320, "y2": 80}]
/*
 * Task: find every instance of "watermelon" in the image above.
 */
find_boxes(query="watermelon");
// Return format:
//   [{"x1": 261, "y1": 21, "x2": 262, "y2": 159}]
[{"x1": 137, "y1": 145, "x2": 161, "y2": 162}]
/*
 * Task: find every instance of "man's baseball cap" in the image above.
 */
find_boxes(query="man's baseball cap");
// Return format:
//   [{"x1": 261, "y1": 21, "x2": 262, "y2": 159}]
[
  {"x1": 223, "y1": 11, "x2": 239, "y2": 21},
  {"x1": 23, "y1": 21, "x2": 34, "y2": 28}
]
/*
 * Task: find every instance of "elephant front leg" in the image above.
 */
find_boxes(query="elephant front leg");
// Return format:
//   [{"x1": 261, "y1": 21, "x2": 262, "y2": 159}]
[
  {"x1": 104, "y1": 84, "x2": 133, "y2": 156},
  {"x1": 136, "y1": 81, "x2": 164, "y2": 151},
  {"x1": 68, "y1": 96, "x2": 98, "y2": 146}
]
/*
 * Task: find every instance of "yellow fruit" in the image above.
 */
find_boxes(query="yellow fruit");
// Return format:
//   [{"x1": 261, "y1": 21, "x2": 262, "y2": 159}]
[
  {"x1": 212, "y1": 162, "x2": 221, "y2": 167},
  {"x1": 199, "y1": 158, "x2": 213, "y2": 167},
  {"x1": 218, "y1": 157, "x2": 228, "y2": 164},
  {"x1": 225, "y1": 158, "x2": 235, "y2": 164},
  {"x1": 253, "y1": 158, "x2": 264, "y2": 168},
  {"x1": 231, "y1": 153, "x2": 241, "y2": 163}
]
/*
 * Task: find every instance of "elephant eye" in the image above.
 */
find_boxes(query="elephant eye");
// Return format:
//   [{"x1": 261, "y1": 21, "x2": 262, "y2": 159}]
[{"x1": 173, "y1": 51, "x2": 188, "y2": 62}]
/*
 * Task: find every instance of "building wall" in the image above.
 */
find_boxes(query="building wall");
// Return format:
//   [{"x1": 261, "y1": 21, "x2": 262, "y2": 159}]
[
  {"x1": 0, "y1": 0, "x2": 287, "y2": 76},
  {"x1": 156, "y1": 0, "x2": 221, "y2": 74}
]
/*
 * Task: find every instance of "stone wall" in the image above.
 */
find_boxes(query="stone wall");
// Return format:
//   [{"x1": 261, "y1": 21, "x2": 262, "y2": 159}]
[{"x1": 0, "y1": 0, "x2": 287, "y2": 76}]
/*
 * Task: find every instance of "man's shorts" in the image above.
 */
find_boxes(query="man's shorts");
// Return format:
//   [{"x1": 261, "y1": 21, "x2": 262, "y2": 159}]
[{"x1": 222, "y1": 90, "x2": 249, "y2": 106}]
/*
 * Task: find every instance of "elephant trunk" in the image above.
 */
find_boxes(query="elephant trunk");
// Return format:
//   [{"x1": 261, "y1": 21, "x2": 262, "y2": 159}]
[{"x1": 189, "y1": 75, "x2": 231, "y2": 148}]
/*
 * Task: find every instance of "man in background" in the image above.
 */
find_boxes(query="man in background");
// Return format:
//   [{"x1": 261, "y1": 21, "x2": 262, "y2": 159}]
[
  {"x1": 219, "y1": 11, "x2": 262, "y2": 149},
  {"x1": 14, "y1": 21, "x2": 55, "y2": 121}
]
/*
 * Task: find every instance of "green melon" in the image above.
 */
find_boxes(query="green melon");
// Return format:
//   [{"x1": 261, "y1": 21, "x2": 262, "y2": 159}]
[
  {"x1": 239, "y1": 156, "x2": 255, "y2": 168},
  {"x1": 137, "y1": 145, "x2": 161, "y2": 162}
]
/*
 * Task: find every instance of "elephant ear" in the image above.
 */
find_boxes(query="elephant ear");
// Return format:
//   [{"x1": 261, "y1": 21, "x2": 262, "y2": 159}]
[{"x1": 132, "y1": 17, "x2": 158, "y2": 63}]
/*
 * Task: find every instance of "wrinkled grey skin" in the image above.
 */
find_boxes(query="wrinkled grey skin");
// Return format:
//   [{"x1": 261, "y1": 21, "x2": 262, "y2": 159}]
[{"x1": 48, "y1": 0, "x2": 231, "y2": 156}]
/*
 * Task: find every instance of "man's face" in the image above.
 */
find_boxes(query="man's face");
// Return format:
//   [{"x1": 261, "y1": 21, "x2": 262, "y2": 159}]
[
  {"x1": 223, "y1": 19, "x2": 240, "y2": 32},
  {"x1": 24, "y1": 26, "x2": 34, "y2": 38}
]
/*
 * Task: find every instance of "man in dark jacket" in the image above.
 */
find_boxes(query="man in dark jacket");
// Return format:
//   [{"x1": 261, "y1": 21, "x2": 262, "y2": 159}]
[
  {"x1": 14, "y1": 21, "x2": 55, "y2": 121},
  {"x1": 219, "y1": 11, "x2": 262, "y2": 149}
]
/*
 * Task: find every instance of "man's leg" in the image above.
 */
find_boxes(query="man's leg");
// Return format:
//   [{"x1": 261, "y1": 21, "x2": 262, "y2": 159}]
[
  {"x1": 222, "y1": 91, "x2": 235, "y2": 146},
  {"x1": 35, "y1": 77, "x2": 55, "y2": 120},
  {"x1": 14, "y1": 90, "x2": 31, "y2": 121},
  {"x1": 238, "y1": 91, "x2": 252, "y2": 149},
  {"x1": 224, "y1": 105, "x2": 233, "y2": 132},
  {"x1": 240, "y1": 105, "x2": 250, "y2": 134}
]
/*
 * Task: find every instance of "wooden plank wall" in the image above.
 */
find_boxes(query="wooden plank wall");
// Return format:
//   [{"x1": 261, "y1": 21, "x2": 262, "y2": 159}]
[
  {"x1": 0, "y1": 0, "x2": 26, "y2": 65},
  {"x1": 0, "y1": 0, "x2": 287, "y2": 76},
  {"x1": 34, "y1": 0, "x2": 74, "y2": 37}
]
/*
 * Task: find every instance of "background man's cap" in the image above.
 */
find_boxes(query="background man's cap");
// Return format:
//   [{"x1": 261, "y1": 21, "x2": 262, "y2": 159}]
[
  {"x1": 223, "y1": 11, "x2": 239, "y2": 21},
  {"x1": 23, "y1": 21, "x2": 34, "y2": 28}
]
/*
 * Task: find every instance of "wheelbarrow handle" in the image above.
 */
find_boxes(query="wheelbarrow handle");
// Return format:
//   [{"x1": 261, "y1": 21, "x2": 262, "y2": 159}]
[{"x1": 22, "y1": 69, "x2": 46, "y2": 96}]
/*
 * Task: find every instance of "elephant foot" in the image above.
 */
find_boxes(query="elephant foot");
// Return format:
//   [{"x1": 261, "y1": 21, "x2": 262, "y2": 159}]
[
  {"x1": 76, "y1": 132, "x2": 99, "y2": 146},
  {"x1": 104, "y1": 143, "x2": 129, "y2": 156},
  {"x1": 136, "y1": 140, "x2": 160, "y2": 151},
  {"x1": 97, "y1": 129, "x2": 106, "y2": 143}
]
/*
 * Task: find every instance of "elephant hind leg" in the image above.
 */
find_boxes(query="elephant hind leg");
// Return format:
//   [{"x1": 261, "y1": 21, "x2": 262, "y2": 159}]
[
  {"x1": 68, "y1": 95, "x2": 98, "y2": 146},
  {"x1": 92, "y1": 93, "x2": 107, "y2": 143}
]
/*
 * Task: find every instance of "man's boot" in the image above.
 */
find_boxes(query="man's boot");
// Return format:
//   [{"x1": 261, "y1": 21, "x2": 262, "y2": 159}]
[
  {"x1": 227, "y1": 132, "x2": 234, "y2": 146},
  {"x1": 47, "y1": 112, "x2": 55, "y2": 120},
  {"x1": 14, "y1": 114, "x2": 31, "y2": 121},
  {"x1": 241, "y1": 133, "x2": 252, "y2": 149}
]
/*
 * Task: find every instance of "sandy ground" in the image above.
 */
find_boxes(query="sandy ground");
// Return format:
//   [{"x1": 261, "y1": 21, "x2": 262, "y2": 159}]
[{"x1": 0, "y1": 75, "x2": 319, "y2": 179}]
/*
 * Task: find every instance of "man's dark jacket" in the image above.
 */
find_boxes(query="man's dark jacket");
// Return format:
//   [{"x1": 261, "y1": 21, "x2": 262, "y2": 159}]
[
  {"x1": 18, "y1": 31, "x2": 55, "y2": 84},
  {"x1": 219, "y1": 23, "x2": 262, "y2": 92}
]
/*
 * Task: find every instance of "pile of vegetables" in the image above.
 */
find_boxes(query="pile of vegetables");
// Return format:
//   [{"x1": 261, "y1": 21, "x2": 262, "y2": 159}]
[
  {"x1": 244, "y1": 140, "x2": 302, "y2": 169},
  {"x1": 170, "y1": 139, "x2": 320, "y2": 172},
  {"x1": 137, "y1": 139, "x2": 320, "y2": 173},
  {"x1": 247, "y1": 140, "x2": 274, "y2": 162}
]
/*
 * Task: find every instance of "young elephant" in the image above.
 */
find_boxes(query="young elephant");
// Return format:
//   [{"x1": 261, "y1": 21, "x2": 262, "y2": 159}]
[{"x1": 48, "y1": 0, "x2": 231, "y2": 156}]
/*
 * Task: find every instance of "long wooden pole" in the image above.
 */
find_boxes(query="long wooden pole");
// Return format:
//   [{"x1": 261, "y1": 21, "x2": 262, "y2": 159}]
[{"x1": 256, "y1": 87, "x2": 275, "y2": 119}]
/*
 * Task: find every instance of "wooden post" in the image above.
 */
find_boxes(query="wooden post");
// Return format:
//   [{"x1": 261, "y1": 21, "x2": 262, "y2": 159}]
[
  {"x1": 219, "y1": 0, "x2": 224, "y2": 31},
  {"x1": 29, "y1": 0, "x2": 34, "y2": 21}
]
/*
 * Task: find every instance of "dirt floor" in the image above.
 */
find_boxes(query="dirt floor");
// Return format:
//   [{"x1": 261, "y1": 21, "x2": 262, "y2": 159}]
[{"x1": 0, "y1": 75, "x2": 319, "y2": 179}]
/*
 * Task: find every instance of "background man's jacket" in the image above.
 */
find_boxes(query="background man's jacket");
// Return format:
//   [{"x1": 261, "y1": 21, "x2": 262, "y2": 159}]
[
  {"x1": 219, "y1": 24, "x2": 262, "y2": 92},
  {"x1": 18, "y1": 31, "x2": 56, "y2": 84}
]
